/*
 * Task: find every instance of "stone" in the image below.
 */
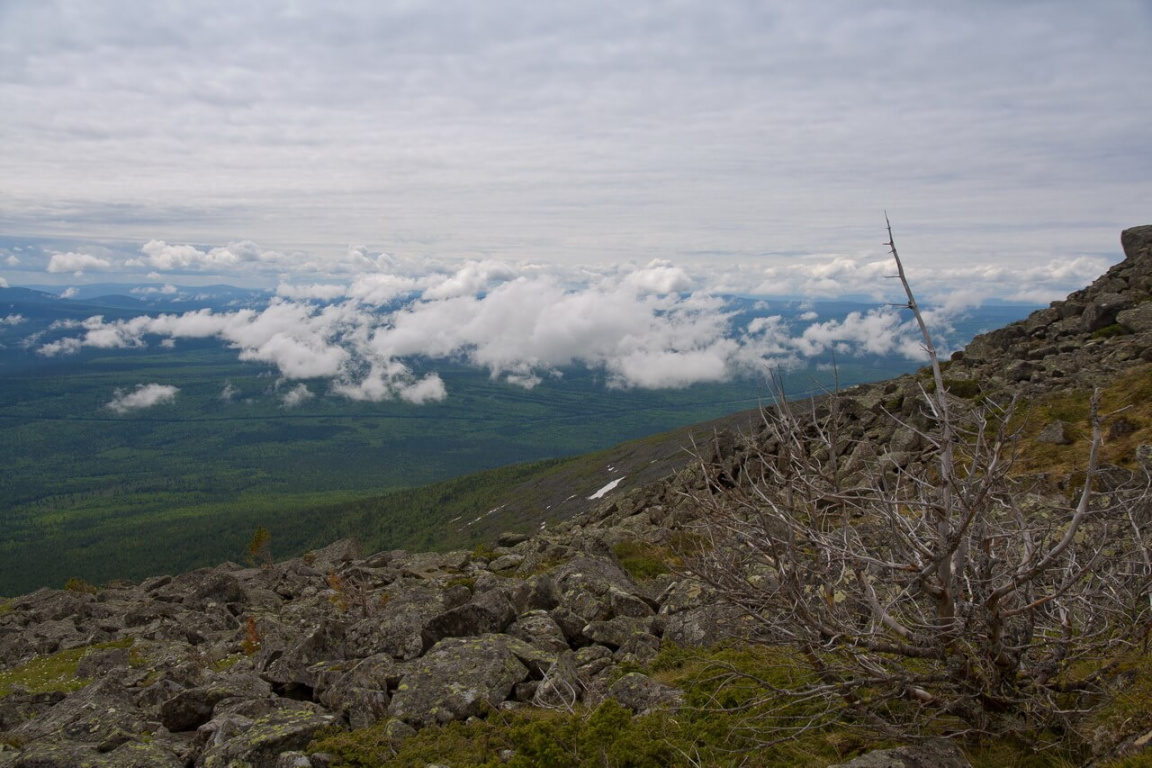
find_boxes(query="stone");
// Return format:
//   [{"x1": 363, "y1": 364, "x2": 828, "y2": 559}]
[
  {"x1": 1117, "y1": 302, "x2": 1152, "y2": 334},
  {"x1": 1036, "y1": 420, "x2": 1072, "y2": 445},
  {"x1": 606, "y1": 673, "x2": 682, "y2": 714},
  {"x1": 196, "y1": 705, "x2": 337, "y2": 768},
  {"x1": 829, "y1": 738, "x2": 972, "y2": 767},
  {"x1": 1082, "y1": 292, "x2": 1134, "y2": 333},
  {"x1": 387, "y1": 635, "x2": 531, "y2": 727}
]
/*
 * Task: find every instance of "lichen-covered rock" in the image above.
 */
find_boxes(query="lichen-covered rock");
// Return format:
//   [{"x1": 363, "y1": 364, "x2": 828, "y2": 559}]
[
  {"x1": 607, "y1": 673, "x2": 682, "y2": 714},
  {"x1": 317, "y1": 653, "x2": 398, "y2": 729},
  {"x1": 6, "y1": 738, "x2": 187, "y2": 767},
  {"x1": 387, "y1": 635, "x2": 531, "y2": 727},
  {"x1": 829, "y1": 738, "x2": 972, "y2": 767},
  {"x1": 507, "y1": 610, "x2": 569, "y2": 653},
  {"x1": 195, "y1": 704, "x2": 336, "y2": 768},
  {"x1": 11, "y1": 678, "x2": 146, "y2": 745},
  {"x1": 160, "y1": 673, "x2": 273, "y2": 732}
]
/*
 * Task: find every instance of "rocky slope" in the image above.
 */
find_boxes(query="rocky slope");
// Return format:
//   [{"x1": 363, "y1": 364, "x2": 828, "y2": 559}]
[{"x1": 1, "y1": 226, "x2": 1150, "y2": 768}]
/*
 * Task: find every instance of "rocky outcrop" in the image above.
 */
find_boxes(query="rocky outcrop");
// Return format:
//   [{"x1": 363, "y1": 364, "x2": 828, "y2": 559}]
[
  {"x1": 0, "y1": 537, "x2": 692, "y2": 766},
  {"x1": 950, "y1": 225, "x2": 1152, "y2": 397}
]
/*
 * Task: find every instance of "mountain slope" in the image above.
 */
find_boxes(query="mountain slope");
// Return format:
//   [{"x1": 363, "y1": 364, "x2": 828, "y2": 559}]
[{"x1": 0, "y1": 226, "x2": 1150, "y2": 767}]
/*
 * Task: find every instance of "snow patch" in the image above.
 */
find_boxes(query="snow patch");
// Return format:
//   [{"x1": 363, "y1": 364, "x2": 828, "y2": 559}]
[{"x1": 588, "y1": 477, "x2": 625, "y2": 500}]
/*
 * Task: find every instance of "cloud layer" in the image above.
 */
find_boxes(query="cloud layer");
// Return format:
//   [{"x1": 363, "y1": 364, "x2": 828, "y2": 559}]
[
  {"x1": 36, "y1": 259, "x2": 973, "y2": 401},
  {"x1": 0, "y1": 1, "x2": 1148, "y2": 289}
]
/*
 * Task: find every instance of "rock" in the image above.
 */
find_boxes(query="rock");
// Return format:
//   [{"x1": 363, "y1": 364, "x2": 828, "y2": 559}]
[
  {"x1": 606, "y1": 673, "x2": 682, "y2": 714},
  {"x1": 829, "y1": 738, "x2": 972, "y2": 767},
  {"x1": 1082, "y1": 292, "x2": 1134, "y2": 333},
  {"x1": 11, "y1": 678, "x2": 145, "y2": 745},
  {"x1": 507, "y1": 610, "x2": 569, "y2": 654},
  {"x1": 5, "y1": 738, "x2": 187, "y2": 767},
  {"x1": 1036, "y1": 420, "x2": 1072, "y2": 445},
  {"x1": 497, "y1": 532, "x2": 529, "y2": 547},
  {"x1": 581, "y1": 616, "x2": 654, "y2": 649},
  {"x1": 76, "y1": 647, "x2": 130, "y2": 678},
  {"x1": 160, "y1": 673, "x2": 273, "y2": 732},
  {"x1": 307, "y1": 538, "x2": 363, "y2": 571},
  {"x1": 421, "y1": 590, "x2": 516, "y2": 650},
  {"x1": 1117, "y1": 302, "x2": 1152, "y2": 334},
  {"x1": 318, "y1": 653, "x2": 398, "y2": 730},
  {"x1": 387, "y1": 635, "x2": 531, "y2": 727},
  {"x1": 195, "y1": 704, "x2": 337, "y2": 768}
]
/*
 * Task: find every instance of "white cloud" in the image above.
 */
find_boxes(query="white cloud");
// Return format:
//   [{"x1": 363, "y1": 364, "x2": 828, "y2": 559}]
[
  {"x1": 4, "y1": 255, "x2": 19, "y2": 266},
  {"x1": 0, "y1": 277, "x2": 9, "y2": 288},
  {"x1": 59, "y1": 287, "x2": 78, "y2": 298},
  {"x1": 280, "y1": 383, "x2": 313, "y2": 408},
  {"x1": 2, "y1": 314, "x2": 24, "y2": 325},
  {"x1": 47, "y1": 252, "x2": 112, "y2": 274},
  {"x1": 36, "y1": 256, "x2": 968, "y2": 399},
  {"x1": 105, "y1": 383, "x2": 179, "y2": 413},
  {"x1": 220, "y1": 380, "x2": 239, "y2": 402}
]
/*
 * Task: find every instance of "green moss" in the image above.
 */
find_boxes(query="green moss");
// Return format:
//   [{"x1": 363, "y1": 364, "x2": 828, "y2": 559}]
[
  {"x1": 0, "y1": 599, "x2": 12, "y2": 615},
  {"x1": 613, "y1": 541, "x2": 671, "y2": 581},
  {"x1": 63, "y1": 577, "x2": 98, "y2": 595},
  {"x1": 944, "y1": 378, "x2": 981, "y2": 399},
  {"x1": 0, "y1": 638, "x2": 135, "y2": 698},
  {"x1": 1092, "y1": 323, "x2": 1128, "y2": 340},
  {"x1": 445, "y1": 576, "x2": 476, "y2": 593}
]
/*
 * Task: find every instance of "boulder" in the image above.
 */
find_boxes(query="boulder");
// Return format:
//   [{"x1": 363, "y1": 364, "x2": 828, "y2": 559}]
[
  {"x1": 829, "y1": 739, "x2": 972, "y2": 767},
  {"x1": 195, "y1": 704, "x2": 337, "y2": 768},
  {"x1": 387, "y1": 635, "x2": 531, "y2": 727},
  {"x1": 607, "y1": 673, "x2": 682, "y2": 714}
]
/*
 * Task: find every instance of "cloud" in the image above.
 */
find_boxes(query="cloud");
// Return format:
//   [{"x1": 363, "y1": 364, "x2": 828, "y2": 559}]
[
  {"x1": 2, "y1": 314, "x2": 25, "y2": 325},
  {"x1": 280, "y1": 383, "x2": 313, "y2": 408},
  {"x1": 0, "y1": 277, "x2": 9, "y2": 288},
  {"x1": 47, "y1": 252, "x2": 113, "y2": 274},
  {"x1": 105, "y1": 383, "x2": 179, "y2": 413},
  {"x1": 4, "y1": 255, "x2": 19, "y2": 266},
  {"x1": 59, "y1": 287, "x2": 78, "y2": 298},
  {"x1": 35, "y1": 257, "x2": 966, "y2": 401},
  {"x1": 220, "y1": 380, "x2": 239, "y2": 402}
]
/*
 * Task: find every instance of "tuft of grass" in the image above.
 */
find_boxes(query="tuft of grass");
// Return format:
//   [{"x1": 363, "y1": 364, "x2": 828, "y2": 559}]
[
  {"x1": 613, "y1": 540, "x2": 672, "y2": 581},
  {"x1": 1092, "y1": 323, "x2": 1128, "y2": 340},
  {"x1": 1014, "y1": 364, "x2": 1152, "y2": 477},
  {"x1": 0, "y1": 638, "x2": 134, "y2": 698}
]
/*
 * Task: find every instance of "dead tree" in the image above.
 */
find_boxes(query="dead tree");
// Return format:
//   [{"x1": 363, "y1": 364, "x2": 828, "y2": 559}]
[{"x1": 685, "y1": 221, "x2": 1152, "y2": 742}]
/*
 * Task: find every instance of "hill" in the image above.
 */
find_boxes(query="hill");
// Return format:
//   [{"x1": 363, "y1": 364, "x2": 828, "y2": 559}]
[{"x1": 0, "y1": 226, "x2": 1149, "y2": 767}]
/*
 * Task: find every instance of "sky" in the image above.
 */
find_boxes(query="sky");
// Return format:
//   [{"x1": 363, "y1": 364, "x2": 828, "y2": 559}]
[{"x1": 2, "y1": 2, "x2": 1150, "y2": 399}]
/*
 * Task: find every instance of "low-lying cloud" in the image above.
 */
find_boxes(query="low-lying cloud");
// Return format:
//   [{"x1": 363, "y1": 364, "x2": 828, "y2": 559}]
[
  {"x1": 34, "y1": 258, "x2": 972, "y2": 404},
  {"x1": 105, "y1": 383, "x2": 180, "y2": 413}
]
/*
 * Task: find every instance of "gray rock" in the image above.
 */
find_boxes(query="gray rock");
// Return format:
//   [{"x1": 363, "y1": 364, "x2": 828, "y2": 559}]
[
  {"x1": 1036, "y1": 420, "x2": 1072, "y2": 445},
  {"x1": 581, "y1": 616, "x2": 654, "y2": 649},
  {"x1": 160, "y1": 673, "x2": 273, "y2": 732},
  {"x1": 1117, "y1": 302, "x2": 1152, "y2": 334},
  {"x1": 1082, "y1": 292, "x2": 1134, "y2": 333},
  {"x1": 507, "y1": 610, "x2": 570, "y2": 654},
  {"x1": 195, "y1": 705, "x2": 337, "y2": 768},
  {"x1": 387, "y1": 635, "x2": 531, "y2": 727},
  {"x1": 6, "y1": 739, "x2": 186, "y2": 767},
  {"x1": 606, "y1": 673, "x2": 682, "y2": 714},
  {"x1": 318, "y1": 653, "x2": 397, "y2": 730},
  {"x1": 829, "y1": 738, "x2": 972, "y2": 767}
]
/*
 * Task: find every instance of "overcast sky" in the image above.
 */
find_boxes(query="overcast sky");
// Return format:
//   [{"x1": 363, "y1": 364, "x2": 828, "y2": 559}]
[{"x1": 1, "y1": 0, "x2": 1150, "y2": 300}]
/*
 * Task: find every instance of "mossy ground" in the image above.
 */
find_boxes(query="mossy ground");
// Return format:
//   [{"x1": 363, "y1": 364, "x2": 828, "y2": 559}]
[
  {"x1": 308, "y1": 638, "x2": 1152, "y2": 767},
  {"x1": 0, "y1": 637, "x2": 135, "y2": 697}
]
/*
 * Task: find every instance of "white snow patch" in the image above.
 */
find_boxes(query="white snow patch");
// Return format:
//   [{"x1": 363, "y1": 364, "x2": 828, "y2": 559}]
[{"x1": 588, "y1": 477, "x2": 625, "y2": 500}]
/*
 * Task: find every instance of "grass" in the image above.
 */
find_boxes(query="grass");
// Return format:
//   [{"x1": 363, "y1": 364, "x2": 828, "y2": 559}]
[
  {"x1": 0, "y1": 638, "x2": 134, "y2": 698},
  {"x1": 1013, "y1": 364, "x2": 1152, "y2": 476}
]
